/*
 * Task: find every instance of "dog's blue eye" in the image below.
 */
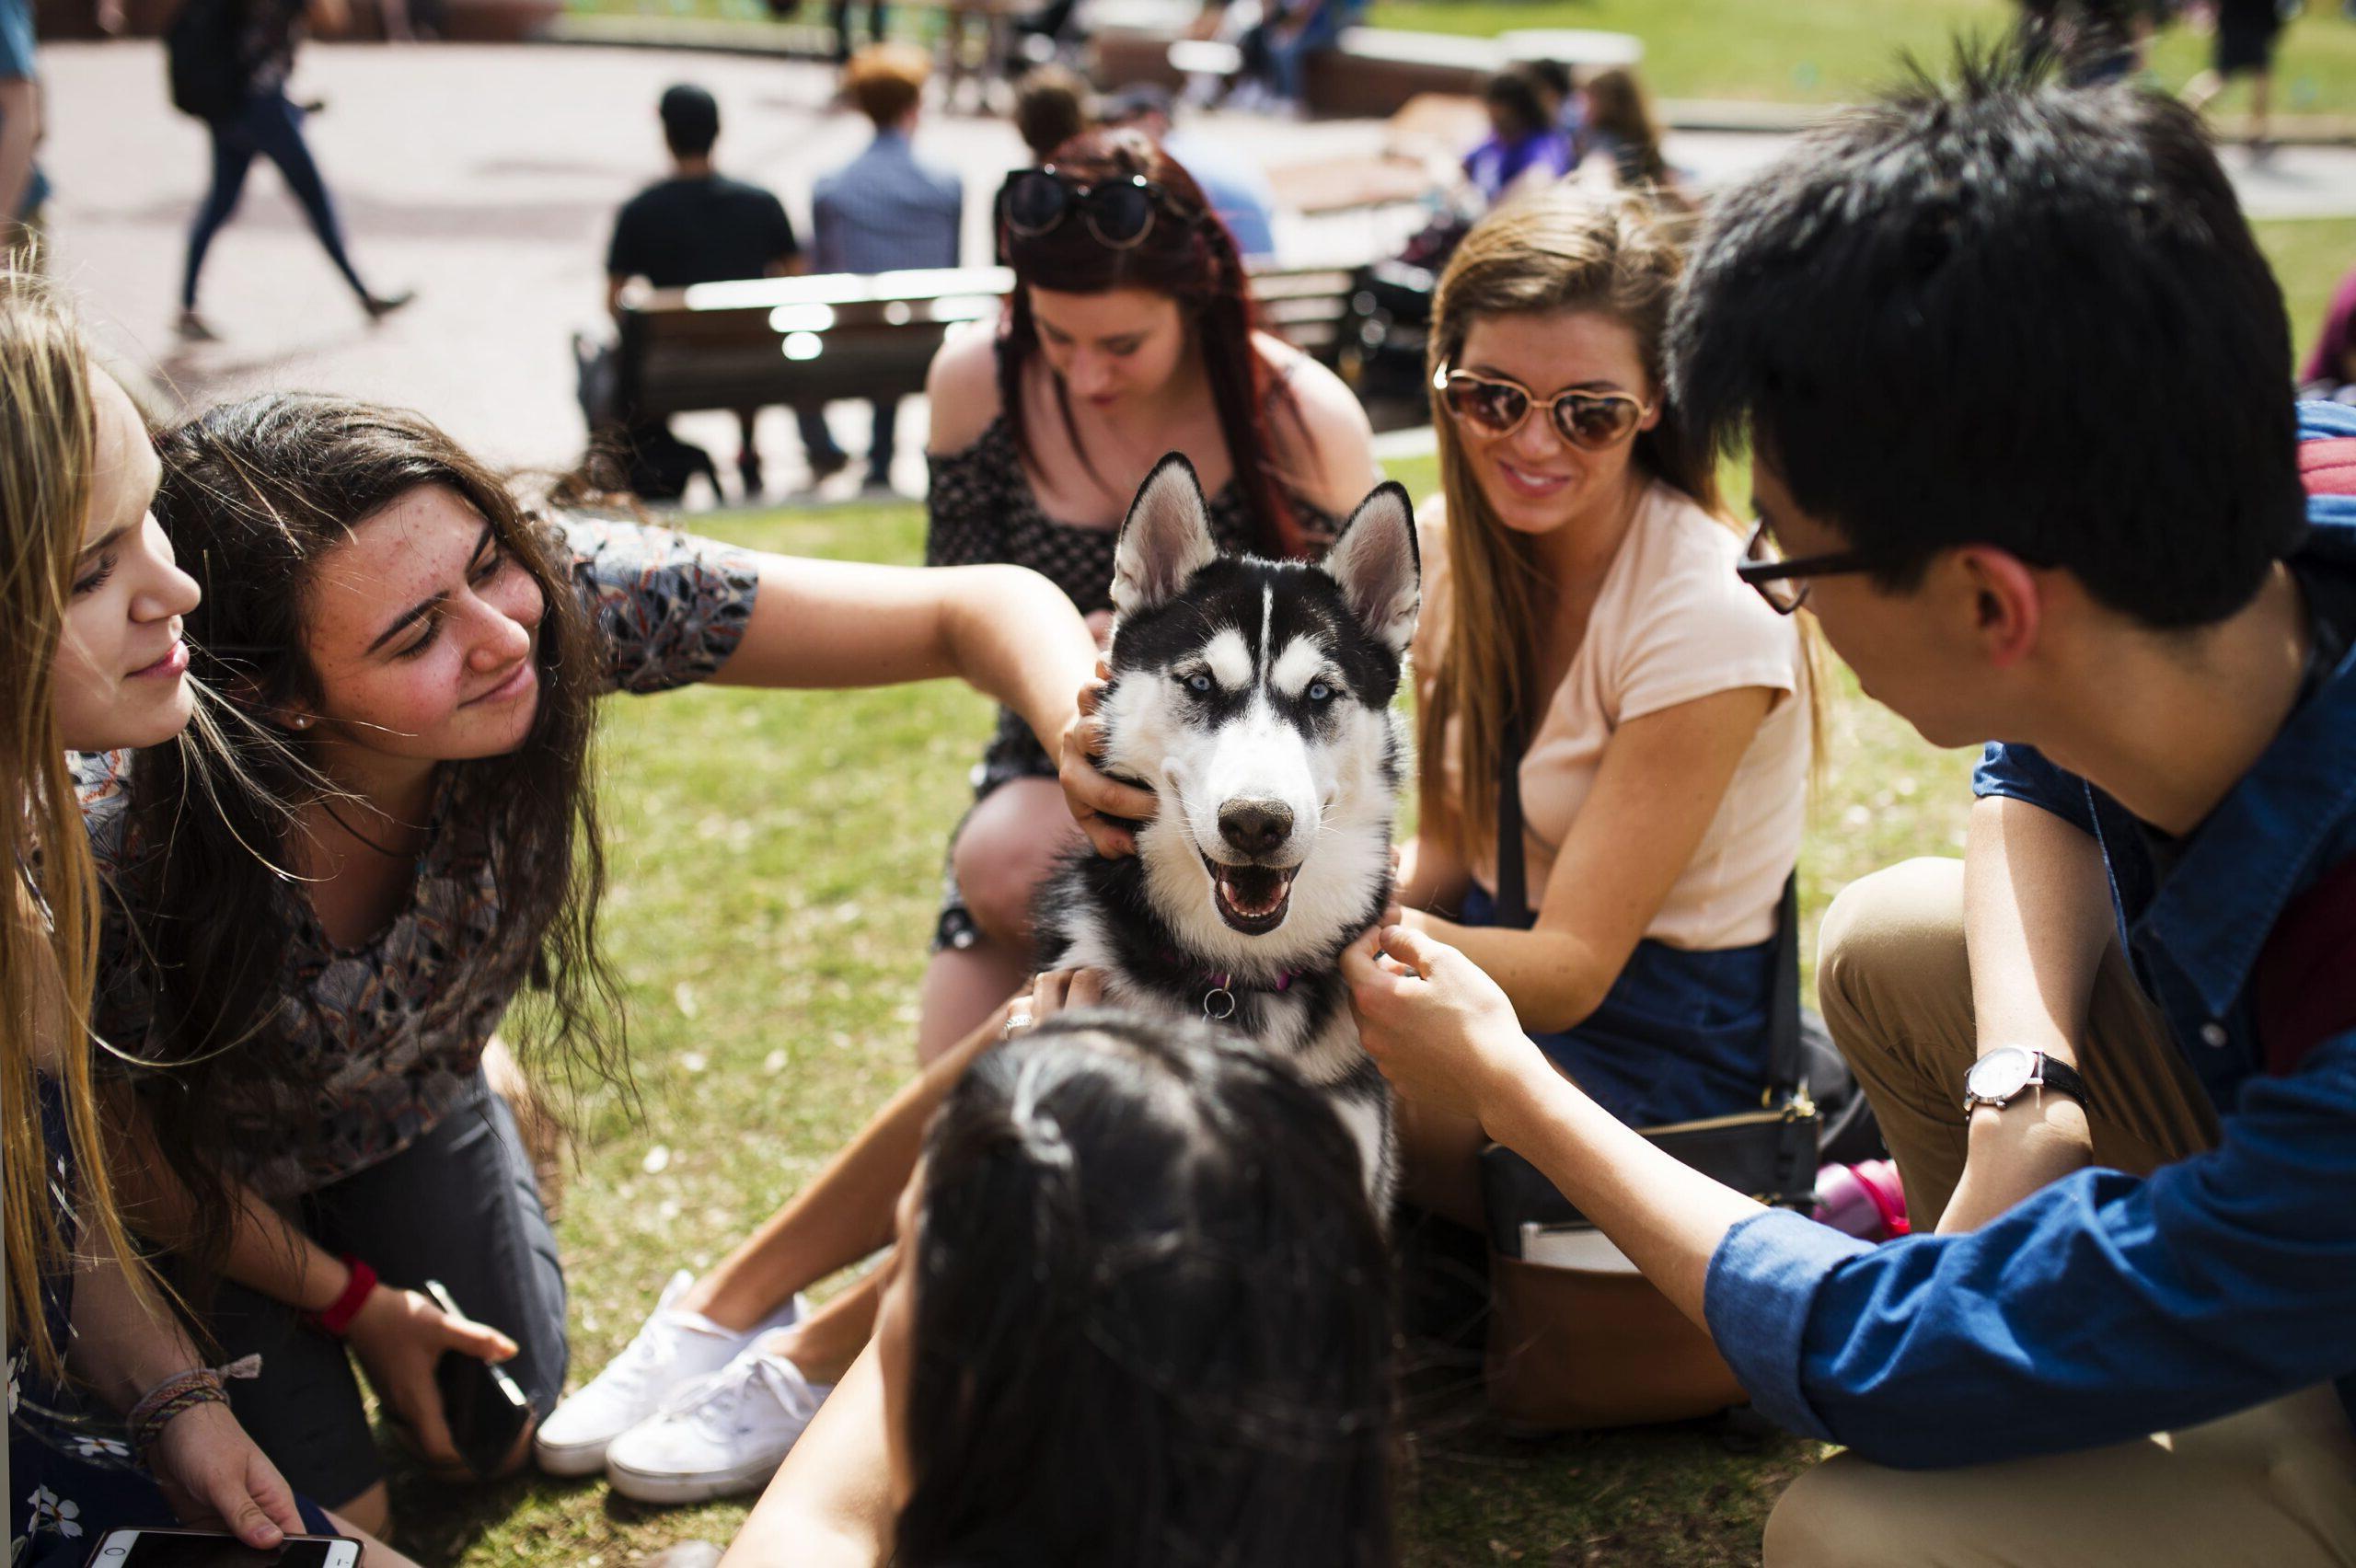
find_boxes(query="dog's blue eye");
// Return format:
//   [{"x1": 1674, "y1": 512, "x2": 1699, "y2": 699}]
[
  {"x1": 1308, "y1": 681, "x2": 1334, "y2": 702},
  {"x1": 1184, "y1": 672, "x2": 1213, "y2": 694}
]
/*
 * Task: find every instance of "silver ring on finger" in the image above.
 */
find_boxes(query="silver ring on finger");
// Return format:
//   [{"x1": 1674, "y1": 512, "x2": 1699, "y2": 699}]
[{"x1": 1004, "y1": 1010, "x2": 1035, "y2": 1039}]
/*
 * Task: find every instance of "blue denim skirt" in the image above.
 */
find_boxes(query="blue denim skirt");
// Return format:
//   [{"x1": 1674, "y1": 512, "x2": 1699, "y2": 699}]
[{"x1": 1459, "y1": 883, "x2": 1777, "y2": 1128}]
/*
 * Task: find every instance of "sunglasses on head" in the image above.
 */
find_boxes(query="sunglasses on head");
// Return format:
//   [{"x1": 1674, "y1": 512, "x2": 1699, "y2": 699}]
[
  {"x1": 1434, "y1": 367, "x2": 1652, "y2": 452},
  {"x1": 999, "y1": 167, "x2": 1172, "y2": 249}
]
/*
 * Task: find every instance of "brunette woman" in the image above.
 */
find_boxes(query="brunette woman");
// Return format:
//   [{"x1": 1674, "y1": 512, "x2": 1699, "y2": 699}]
[
  {"x1": 89, "y1": 392, "x2": 1103, "y2": 1532},
  {"x1": 1395, "y1": 187, "x2": 1809, "y2": 1274},
  {"x1": 2, "y1": 278, "x2": 413, "y2": 1565},
  {"x1": 722, "y1": 1003, "x2": 1397, "y2": 1568},
  {"x1": 917, "y1": 127, "x2": 1380, "y2": 1061}
]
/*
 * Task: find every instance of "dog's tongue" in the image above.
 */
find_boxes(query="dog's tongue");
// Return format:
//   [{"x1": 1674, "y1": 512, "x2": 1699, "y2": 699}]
[{"x1": 1218, "y1": 864, "x2": 1290, "y2": 918}]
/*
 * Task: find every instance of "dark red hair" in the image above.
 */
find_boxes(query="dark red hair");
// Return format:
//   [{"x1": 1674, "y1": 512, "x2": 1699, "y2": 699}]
[{"x1": 999, "y1": 129, "x2": 1306, "y2": 559}]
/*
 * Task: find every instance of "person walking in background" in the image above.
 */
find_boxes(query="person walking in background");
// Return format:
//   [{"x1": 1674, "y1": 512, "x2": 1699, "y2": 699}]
[
  {"x1": 175, "y1": 0, "x2": 410, "y2": 341},
  {"x1": 812, "y1": 43, "x2": 962, "y2": 494},
  {"x1": 607, "y1": 83, "x2": 848, "y2": 498},
  {"x1": 829, "y1": 0, "x2": 885, "y2": 63},
  {"x1": 2184, "y1": 0, "x2": 2285, "y2": 155}
]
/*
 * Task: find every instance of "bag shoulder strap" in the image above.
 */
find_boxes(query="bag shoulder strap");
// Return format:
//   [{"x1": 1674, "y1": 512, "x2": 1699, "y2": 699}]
[
  {"x1": 1495, "y1": 717, "x2": 1530, "y2": 928},
  {"x1": 1768, "y1": 872, "x2": 1804, "y2": 1101}
]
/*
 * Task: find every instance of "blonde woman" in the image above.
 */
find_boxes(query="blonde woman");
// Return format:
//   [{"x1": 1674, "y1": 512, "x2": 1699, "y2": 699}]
[
  {"x1": 1394, "y1": 187, "x2": 1810, "y2": 1225},
  {"x1": 0, "y1": 275, "x2": 414, "y2": 1564}
]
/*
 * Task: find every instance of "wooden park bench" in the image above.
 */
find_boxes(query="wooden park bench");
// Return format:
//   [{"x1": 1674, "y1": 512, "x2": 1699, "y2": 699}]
[{"x1": 612, "y1": 258, "x2": 1366, "y2": 421}]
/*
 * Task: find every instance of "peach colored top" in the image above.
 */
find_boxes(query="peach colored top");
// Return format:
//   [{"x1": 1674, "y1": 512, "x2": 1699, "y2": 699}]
[{"x1": 1417, "y1": 481, "x2": 1808, "y2": 951}]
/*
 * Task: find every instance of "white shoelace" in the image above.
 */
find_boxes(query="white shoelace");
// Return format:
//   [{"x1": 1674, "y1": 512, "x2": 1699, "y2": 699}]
[{"x1": 666, "y1": 1351, "x2": 805, "y2": 1437}]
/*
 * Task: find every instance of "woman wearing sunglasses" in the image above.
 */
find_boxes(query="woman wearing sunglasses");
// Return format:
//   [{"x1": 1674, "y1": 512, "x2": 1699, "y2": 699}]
[
  {"x1": 1393, "y1": 188, "x2": 1813, "y2": 1274},
  {"x1": 914, "y1": 127, "x2": 1380, "y2": 1061}
]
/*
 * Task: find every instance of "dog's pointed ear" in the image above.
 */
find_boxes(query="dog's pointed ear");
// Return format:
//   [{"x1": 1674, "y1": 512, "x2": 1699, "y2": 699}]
[
  {"x1": 1320, "y1": 481, "x2": 1420, "y2": 655},
  {"x1": 1112, "y1": 454, "x2": 1218, "y2": 619}
]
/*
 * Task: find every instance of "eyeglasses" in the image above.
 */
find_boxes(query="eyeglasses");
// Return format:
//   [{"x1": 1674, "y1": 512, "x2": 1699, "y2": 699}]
[
  {"x1": 1735, "y1": 516, "x2": 1881, "y2": 615},
  {"x1": 1433, "y1": 367, "x2": 1652, "y2": 452},
  {"x1": 998, "y1": 167, "x2": 1172, "y2": 249}
]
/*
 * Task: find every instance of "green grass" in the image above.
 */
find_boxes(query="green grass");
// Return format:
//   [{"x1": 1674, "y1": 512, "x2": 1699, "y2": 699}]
[
  {"x1": 564, "y1": 0, "x2": 2356, "y2": 117},
  {"x1": 1369, "y1": 0, "x2": 2356, "y2": 115},
  {"x1": 388, "y1": 213, "x2": 2353, "y2": 1568}
]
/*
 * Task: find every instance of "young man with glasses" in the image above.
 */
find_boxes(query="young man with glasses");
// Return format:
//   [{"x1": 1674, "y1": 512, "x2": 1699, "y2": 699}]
[{"x1": 1345, "y1": 49, "x2": 2356, "y2": 1564}]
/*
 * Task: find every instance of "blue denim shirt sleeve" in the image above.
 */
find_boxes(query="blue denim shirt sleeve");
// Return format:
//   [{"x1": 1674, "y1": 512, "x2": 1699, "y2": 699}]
[
  {"x1": 1972, "y1": 742, "x2": 2099, "y2": 837},
  {"x1": 1706, "y1": 1031, "x2": 2356, "y2": 1468}
]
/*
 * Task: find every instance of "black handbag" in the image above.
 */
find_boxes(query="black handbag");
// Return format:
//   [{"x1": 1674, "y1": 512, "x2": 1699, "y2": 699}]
[{"x1": 1476, "y1": 720, "x2": 1822, "y2": 1261}]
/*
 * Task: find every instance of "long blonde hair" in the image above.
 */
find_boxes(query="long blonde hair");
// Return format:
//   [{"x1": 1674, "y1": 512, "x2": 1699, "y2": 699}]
[
  {"x1": 1421, "y1": 189, "x2": 1719, "y2": 859},
  {"x1": 1, "y1": 272, "x2": 159, "y2": 1379}
]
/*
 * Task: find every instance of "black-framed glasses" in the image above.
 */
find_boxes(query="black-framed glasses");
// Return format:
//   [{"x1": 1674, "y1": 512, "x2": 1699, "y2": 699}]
[
  {"x1": 998, "y1": 167, "x2": 1171, "y2": 249},
  {"x1": 1433, "y1": 366, "x2": 1651, "y2": 453},
  {"x1": 1736, "y1": 516, "x2": 1880, "y2": 615}
]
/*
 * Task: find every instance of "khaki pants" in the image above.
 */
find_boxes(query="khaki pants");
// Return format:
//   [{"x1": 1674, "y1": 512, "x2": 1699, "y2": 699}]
[{"x1": 1769, "y1": 858, "x2": 2356, "y2": 1567}]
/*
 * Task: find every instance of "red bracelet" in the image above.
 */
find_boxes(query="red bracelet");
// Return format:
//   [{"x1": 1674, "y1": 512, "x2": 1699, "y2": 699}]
[{"x1": 304, "y1": 1255, "x2": 378, "y2": 1338}]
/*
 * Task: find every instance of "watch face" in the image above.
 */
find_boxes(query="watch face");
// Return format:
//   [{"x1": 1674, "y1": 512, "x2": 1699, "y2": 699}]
[{"x1": 1966, "y1": 1046, "x2": 2036, "y2": 1102}]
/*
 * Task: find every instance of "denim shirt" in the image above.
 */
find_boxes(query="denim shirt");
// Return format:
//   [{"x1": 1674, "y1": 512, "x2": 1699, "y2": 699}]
[{"x1": 1703, "y1": 401, "x2": 2356, "y2": 1468}]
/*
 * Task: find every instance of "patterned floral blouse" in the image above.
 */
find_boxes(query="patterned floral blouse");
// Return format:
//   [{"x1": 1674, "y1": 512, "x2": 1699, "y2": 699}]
[{"x1": 80, "y1": 517, "x2": 759, "y2": 1200}]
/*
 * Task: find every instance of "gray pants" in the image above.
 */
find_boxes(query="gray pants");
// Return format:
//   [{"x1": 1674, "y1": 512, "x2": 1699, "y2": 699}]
[{"x1": 204, "y1": 1073, "x2": 567, "y2": 1505}]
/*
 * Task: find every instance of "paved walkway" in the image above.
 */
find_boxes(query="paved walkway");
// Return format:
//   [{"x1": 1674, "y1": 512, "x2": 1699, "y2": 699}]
[{"x1": 40, "y1": 40, "x2": 2356, "y2": 491}]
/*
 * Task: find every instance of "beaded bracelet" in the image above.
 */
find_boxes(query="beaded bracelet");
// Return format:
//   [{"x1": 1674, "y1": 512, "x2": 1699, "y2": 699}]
[{"x1": 125, "y1": 1355, "x2": 262, "y2": 1467}]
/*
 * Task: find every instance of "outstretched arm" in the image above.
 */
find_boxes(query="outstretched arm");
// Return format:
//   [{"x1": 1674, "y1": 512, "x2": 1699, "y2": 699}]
[{"x1": 711, "y1": 556, "x2": 1097, "y2": 764}]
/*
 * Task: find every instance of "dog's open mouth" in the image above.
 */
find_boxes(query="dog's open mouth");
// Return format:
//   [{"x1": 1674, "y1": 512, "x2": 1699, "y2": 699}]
[{"x1": 1202, "y1": 854, "x2": 1299, "y2": 934}]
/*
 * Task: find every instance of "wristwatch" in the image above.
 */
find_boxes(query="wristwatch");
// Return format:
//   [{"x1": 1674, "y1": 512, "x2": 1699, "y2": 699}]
[{"x1": 1960, "y1": 1045, "x2": 2092, "y2": 1117}]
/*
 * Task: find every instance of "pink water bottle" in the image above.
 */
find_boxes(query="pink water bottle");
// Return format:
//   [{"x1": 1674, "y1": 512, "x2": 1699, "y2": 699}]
[{"x1": 1811, "y1": 1159, "x2": 1911, "y2": 1240}]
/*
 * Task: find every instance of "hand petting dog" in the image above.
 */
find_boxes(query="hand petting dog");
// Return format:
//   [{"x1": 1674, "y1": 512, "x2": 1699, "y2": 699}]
[{"x1": 1343, "y1": 924, "x2": 1547, "y2": 1140}]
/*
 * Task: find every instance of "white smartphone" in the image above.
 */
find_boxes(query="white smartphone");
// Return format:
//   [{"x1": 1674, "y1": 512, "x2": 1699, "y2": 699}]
[{"x1": 87, "y1": 1528, "x2": 363, "y2": 1568}]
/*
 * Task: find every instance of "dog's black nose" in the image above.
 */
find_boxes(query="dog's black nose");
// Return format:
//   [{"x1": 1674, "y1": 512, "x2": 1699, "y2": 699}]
[{"x1": 1218, "y1": 800, "x2": 1294, "y2": 859}]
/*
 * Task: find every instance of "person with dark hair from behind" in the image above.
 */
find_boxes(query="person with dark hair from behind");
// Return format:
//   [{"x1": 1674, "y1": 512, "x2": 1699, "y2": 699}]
[
  {"x1": 717, "y1": 1001, "x2": 1397, "y2": 1567},
  {"x1": 1345, "y1": 45, "x2": 2356, "y2": 1564},
  {"x1": 813, "y1": 44, "x2": 962, "y2": 494},
  {"x1": 1462, "y1": 65, "x2": 1571, "y2": 210},
  {"x1": 607, "y1": 83, "x2": 849, "y2": 499},
  {"x1": 1096, "y1": 81, "x2": 1276, "y2": 262},
  {"x1": 1011, "y1": 63, "x2": 1089, "y2": 165}
]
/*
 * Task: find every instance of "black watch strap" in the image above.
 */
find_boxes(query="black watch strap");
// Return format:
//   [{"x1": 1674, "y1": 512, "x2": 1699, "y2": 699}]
[{"x1": 2034, "y1": 1054, "x2": 2092, "y2": 1112}]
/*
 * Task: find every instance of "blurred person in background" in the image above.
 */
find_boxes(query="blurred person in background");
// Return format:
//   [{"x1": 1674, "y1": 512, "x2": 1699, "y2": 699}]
[
  {"x1": 813, "y1": 43, "x2": 964, "y2": 494},
  {"x1": 607, "y1": 83, "x2": 848, "y2": 499},
  {"x1": 1579, "y1": 67, "x2": 1686, "y2": 207},
  {"x1": 1462, "y1": 66, "x2": 1572, "y2": 210},
  {"x1": 2184, "y1": 0, "x2": 2285, "y2": 155},
  {"x1": 1012, "y1": 63, "x2": 1091, "y2": 165},
  {"x1": 1096, "y1": 81, "x2": 1276, "y2": 262},
  {"x1": 831, "y1": 0, "x2": 887, "y2": 63},
  {"x1": 0, "y1": 0, "x2": 45, "y2": 265}
]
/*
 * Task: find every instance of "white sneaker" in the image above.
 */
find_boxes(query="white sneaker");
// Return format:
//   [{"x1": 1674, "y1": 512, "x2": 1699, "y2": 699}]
[
  {"x1": 534, "y1": 1271, "x2": 803, "y2": 1477},
  {"x1": 603, "y1": 1337, "x2": 833, "y2": 1505}
]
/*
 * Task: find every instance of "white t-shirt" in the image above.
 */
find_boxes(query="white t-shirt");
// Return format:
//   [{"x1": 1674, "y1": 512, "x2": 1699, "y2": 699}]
[{"x1": 1418, "y1": 481, "x2": 1808, "y2": 951}]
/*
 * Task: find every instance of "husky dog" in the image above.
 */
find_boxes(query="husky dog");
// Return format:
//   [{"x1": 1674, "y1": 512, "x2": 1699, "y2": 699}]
[{"x1": 1034, "y1": 455, "x2": 1421, "y2": 1205}]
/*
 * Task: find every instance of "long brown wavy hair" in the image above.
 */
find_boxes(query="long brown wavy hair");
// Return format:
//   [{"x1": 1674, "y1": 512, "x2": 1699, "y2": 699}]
[
  {"x1": 116, "y1": 395, "x2": 623, "y2": 1251},
  {"x1": 1422, "y1": 187, "x2": 1782, "y2": 861},
  {"x1": 0, "y1": 272, "x2": 161, "y2": 1378},
  {"x1": 999, "y1": 129, "x2": 1309, "y2": 558}
]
